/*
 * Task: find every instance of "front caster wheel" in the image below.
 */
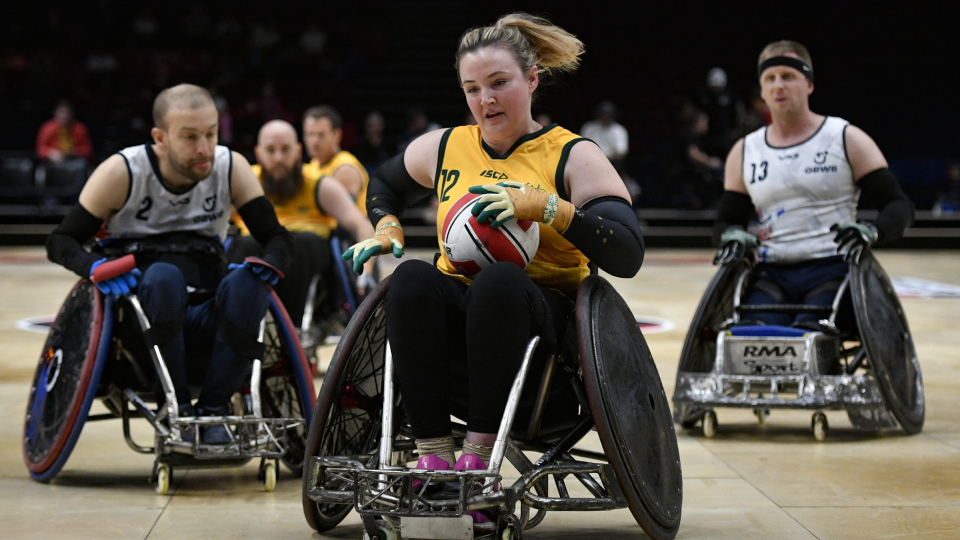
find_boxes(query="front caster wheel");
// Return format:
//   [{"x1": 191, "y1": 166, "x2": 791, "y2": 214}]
[
  {"x1": 259, "y1": 458, "x2": 278, "y2": 492},
  {"x1": 702, "y1": 410, "x2": 717, "y2": 438},
  {"x1": 154, "y1": 462, "x2": 171, "y2": 495},
  {"x1": 812, "y1": 412, "x2": 828, "y2": 441}
]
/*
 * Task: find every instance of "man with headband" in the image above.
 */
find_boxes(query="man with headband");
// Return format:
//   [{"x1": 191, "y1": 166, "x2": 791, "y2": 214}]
[{"x1": 712, "y1": 40, "x2": 914, "y2": 327}]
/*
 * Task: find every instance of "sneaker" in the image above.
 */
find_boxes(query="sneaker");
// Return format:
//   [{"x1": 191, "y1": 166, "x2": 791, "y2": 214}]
[
  {"x1": 177, "y1": 403, "x2": 195, "y2": 443},
  {"x1": 411, "y1": 454, "x2": 450, "y2": 491},
  {"x1": 454, "y1": 454, "x2": 495, "y2": 531}
]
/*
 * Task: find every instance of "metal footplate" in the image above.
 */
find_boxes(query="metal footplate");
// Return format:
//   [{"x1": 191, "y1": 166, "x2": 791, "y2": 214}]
[
  {"x1": 307, "y1": 456, "x2": 628, "y2": 518},
  {"x1": 165, "y1": 416, "x2": 302, "y2": 459}
]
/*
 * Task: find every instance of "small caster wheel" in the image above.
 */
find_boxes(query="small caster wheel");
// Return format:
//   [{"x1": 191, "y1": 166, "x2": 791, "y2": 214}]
[
  {"x1": 498, "y1": 512, "x2": 523, "y2": 540},
  {"x1": 361, "y1": 519, "x2": 398, "y2": 540},
  {"x1": 754, "y1": 408, "x2": 770, "y2": 424},
  {"x1": 261, "y1": 460, "x2": 277, "y2": 491},
  {"x1": 812, "y1": 412, "x2": 828, "y2": 441},
  {"x1": 155, "y1": 463, "x2": 171, "y2": 495},
  {"x1": 702, "y1": 410, "x2": 717, "y2": 438}
]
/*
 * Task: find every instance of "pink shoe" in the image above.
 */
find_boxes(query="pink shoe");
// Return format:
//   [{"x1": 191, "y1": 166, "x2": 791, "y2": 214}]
[
  {"x1": 412, "y1": 454, "x2": 450, "y2": 490},
  {"x1": 455, "y1": 454, "x2": 495, "y2": 530}
]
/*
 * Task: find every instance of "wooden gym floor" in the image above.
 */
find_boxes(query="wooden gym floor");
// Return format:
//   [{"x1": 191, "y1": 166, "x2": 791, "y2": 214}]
[{"x1": 1, "y1": 246, "x2": 959, "y2": 539}]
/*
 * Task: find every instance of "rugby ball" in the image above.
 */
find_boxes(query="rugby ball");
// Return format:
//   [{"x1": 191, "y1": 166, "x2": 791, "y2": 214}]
[{"x1": 441, "y1": 192, "x2": 540, "y2": 277}]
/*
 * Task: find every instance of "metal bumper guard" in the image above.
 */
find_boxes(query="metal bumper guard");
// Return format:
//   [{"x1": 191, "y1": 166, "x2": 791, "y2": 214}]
[{"x1": 306, "y1": 455, "x2": 628, "y2": 518}]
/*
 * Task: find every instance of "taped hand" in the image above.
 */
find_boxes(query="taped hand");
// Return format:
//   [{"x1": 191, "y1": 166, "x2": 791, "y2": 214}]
[
  {"x1": 90, "y1": 257, "x2": 142, "y2": 297},
  {"x1": 831, "y1": 222, "x2": 877, "y2": 263},
  {"x1": 469, "y1": 181, "x2": 574, "y2": 232},
  {"x1": 713, "y1": 227, "x2": 759, "y2": 266},
  {"x1": 341, "y1": 214, "x2": 404, "y2": 274}
]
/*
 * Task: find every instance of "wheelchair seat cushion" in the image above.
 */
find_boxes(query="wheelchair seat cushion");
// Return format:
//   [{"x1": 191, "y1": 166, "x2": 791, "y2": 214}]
[{"x1": 728, "y1": 325, "x2": 808, "y2": 337}]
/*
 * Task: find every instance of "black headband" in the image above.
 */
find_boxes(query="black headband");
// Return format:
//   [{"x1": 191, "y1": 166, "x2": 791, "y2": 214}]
[{"x1": 758, "y1": 56, "x2": 814, "y2": 83}]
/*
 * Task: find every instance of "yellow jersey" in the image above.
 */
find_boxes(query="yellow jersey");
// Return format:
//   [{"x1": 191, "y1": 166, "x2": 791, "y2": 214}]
[
  {"x1": 305, "y1": 150, "x2": 369, "y2": 215},
  {"x1": 434, "y1": 124, "x2": 591, "y2": 297},
  {"x1": 236, "y1": 164, "x2": 337, "y2": 238}
]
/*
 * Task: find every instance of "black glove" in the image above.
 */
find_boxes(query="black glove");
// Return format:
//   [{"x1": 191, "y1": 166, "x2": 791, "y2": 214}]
[
  {"x1": 831, "y1": 222, "x2": 878, "y2": 263},
  {"x1": 713, "y1": 227, "x2": 758, "y2": 266}
]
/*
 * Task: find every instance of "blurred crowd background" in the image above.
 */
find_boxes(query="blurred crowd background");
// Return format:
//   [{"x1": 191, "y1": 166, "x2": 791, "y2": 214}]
[{"x1": 2, "y1": 0, "x2": 958, "y2": 215}]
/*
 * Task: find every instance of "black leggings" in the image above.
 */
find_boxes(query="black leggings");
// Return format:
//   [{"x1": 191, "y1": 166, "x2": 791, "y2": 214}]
[{"x1": 386, "y1": 259, "x2": 572, "y2": 439}]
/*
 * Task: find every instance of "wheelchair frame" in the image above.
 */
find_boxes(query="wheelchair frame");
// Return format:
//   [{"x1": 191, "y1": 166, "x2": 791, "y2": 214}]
[
  {"x1": 302, "y1": 276, "x2": 682, "y2": 540},
  {"x1": 23, "y1": 280, "x2": 315, "y2": 494},
  {"x1": 673, "y1": 251, "x2": 923, "y2": 439}
]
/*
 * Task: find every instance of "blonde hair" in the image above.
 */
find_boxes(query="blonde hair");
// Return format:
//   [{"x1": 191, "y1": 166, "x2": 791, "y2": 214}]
[
  {"x1": 455, "y1": 13, "x2": 584, "y2": 83},
  {"x1": 758, "y1": 40, "x2": 813, "y2": 72}
]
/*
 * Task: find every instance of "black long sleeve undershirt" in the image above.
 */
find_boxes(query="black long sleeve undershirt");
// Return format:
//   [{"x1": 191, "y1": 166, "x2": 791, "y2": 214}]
[
  {"x1": 562, "y1": 196, "x2": 645, "y2": 278},
  {"x1": 712, "y1": 191, "x2": 756, "y2": 247},
  {"x1": 236, "y1": 196, "x2": 295, "y2": 274},
  {"x1": 46, "y1": 203, "x2": 106, "y2": 279},
  {"x1": 857, "y1": 167, "x2": 914, "y2": 244}
]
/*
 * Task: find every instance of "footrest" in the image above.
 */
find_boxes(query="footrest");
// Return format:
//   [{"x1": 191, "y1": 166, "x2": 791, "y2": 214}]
[
  {"x1": 400, "y1": 516, "x2": 474, "y2": 540},
  {"x1": 728, "y1": 325, "x2": 808, "y2": 337}
]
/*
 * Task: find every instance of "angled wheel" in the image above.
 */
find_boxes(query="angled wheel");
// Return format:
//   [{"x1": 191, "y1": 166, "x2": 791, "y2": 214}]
[
  {"x1": 577, "y1": 276, "x2": 682, "y2": 540},
  {"x1": 302, "y1": 278, "x2": 389, "y2": 532},
  {"x1": 261, "y1": 291, "x2": 317, "y2": 476},
  {"x1": 23, "y1": 281, "x2": 113, "y2": 482},
  {"x1": 677, "y1": 259, "x2": 751, "y2": 374},
  {"x1": 850, "y1": 251, "x2": 924, "y2": 434}
]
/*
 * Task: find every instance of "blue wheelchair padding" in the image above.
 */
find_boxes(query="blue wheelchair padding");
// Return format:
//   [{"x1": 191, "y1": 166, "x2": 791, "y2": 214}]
[
  {"x1": 329, "y1": 236, "x2": 357, "y2": 316},
  {"x1": 727, "y1": 325, "x2": 809, "y2": 338},
  {"x1": 267, "y1": 294, "x2": 316, "y2": 423},
  {"x1": 30, "y1": 294, "x2": 115, "y2": 483}
]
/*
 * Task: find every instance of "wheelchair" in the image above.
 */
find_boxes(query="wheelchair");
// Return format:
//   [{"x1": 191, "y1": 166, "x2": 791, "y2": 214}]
[
  {"x1": 300, "y1": 275, "x2": 683, "y2": 540},
  {"x1": 672, "y1": 250, "x2": 924, "y2": 440},
  {"x1": 22, "y1": 262, "x2": 316, "y2": 494}
]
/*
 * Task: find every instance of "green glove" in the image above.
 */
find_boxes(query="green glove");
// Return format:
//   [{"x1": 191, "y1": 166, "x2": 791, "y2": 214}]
[
  {"x1": 341, "y1": 215, "x2": 404, "y2": 274},
  {"x1": 831, "y1": 222, "x2": 878, "y2": 263},
  {"x1": 713, "y1": 227, "x2": 758, "y2": 265}
]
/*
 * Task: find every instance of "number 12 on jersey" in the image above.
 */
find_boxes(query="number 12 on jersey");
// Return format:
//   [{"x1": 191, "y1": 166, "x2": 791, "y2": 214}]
[
  {"x1": 438, "y1": 169, "x2": 460, "y2": 202},
  {"x1": 749, "y1": 161, "x2": 768, "y2": 184}
]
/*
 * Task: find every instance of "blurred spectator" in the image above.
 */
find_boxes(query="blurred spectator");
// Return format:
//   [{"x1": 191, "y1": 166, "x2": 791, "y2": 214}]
[
  {"x1": 667, "y1": 109, "x2": 724, "y2": 209},
  {"x1": 300, "y1": 19, "x2": 327, "y2": 56},
  {"x1": 254, "y1": 82, "x2": 292, "y2": 123},
  {"x1": 36, "y1": 101, "x2": 93, "y2": 163},
  {"x1": 355, "y1": 111, "x2": 391, "y2": 172},
  {"x1": 736, "y1": 87, "x2": 770, "y2": 138},
  {"x1": 210, "y1": 87, "x2": 233, "y2": 145},
  {"x1": 397, "y1": 108, "x2": 441, "y2": 152},
  {"x1": 933, "y1": 162, "x2": 960, "y2": 215},
  {"x1": 580, "y1": 101, "x2": 639, "y2": 203},
  {"x1": 580, "y1": 101, "x2": 628, "y2": 169},
  {"x1": 696, "y1": 67, "x2": 742, "y2": 158}
]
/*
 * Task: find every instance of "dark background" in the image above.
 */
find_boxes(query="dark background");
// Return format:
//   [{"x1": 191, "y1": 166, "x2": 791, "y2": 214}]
[{"x1": 2, "y1": 0, "x2": 958, "y2": 208}]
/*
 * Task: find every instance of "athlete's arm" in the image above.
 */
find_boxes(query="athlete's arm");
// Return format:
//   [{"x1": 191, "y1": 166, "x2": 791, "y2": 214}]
[
  {"x1": 561, "y1": 141, "x2": 644, "y2": 278},
  {"x1": 713, "y1": 138, "x2": 757, "y2": 245},
  {"x1": 845, "y1": 127, "x2": 914, "y2": 244},
  {"x1": 330, "y1": 163, "x2": 364, "y2": 197},
  {"x1": 231, "y1": 152, "x2": 295, "y2": 273},
  {"x1": 46, "y1": 154, "x2": 130, "y2": 278},
  {"x1": 365, "y1": 129, "x2": 444, "y2": 222},
  {"x1": 317, "y1": 177, "x2": 376, "y2": 275}
]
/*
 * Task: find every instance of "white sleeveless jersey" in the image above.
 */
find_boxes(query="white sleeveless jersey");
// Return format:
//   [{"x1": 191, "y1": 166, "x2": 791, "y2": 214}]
[
  {"x1": 742, "y1": 117, "x2": 858, "y2": 263},
  {"x1": 106, "y1": 144, "x2": 233, "y2": 241}
]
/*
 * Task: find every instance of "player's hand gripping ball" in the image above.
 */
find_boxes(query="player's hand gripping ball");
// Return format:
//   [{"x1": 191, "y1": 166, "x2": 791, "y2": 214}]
[{"x1": 441, "y1": 191, "x2": 540, "y2": 277}]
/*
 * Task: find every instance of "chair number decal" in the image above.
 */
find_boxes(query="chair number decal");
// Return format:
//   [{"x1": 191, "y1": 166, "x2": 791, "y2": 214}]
[{"x1": 438, "y1": 169, "x2": 460, "y2": 202}]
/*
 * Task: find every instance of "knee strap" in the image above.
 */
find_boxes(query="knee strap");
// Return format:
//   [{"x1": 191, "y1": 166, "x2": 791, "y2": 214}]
[
  {"x1": 216, "y1": 314, "x2": 266, "y2": 360},
  {"x1": 751, "y1": 279, "x2": 785, "y2": 303},
  {"x1": 143, "y1": 315, "x2": 185, "y2": 348}
]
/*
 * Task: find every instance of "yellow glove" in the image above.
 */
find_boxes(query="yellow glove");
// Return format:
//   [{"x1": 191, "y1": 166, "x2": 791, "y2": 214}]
[
  {"x1": 341, "y1": 215, "x2": 404, "y2": 273},
  {"x1": 468, "y1": 182, "x2": 575, "y2": 233}
]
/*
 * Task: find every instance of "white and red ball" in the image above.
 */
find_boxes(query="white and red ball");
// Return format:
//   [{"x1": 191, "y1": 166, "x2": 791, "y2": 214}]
[{"x1": 441, "y1": 192, "x2": 540, "y2": 277}]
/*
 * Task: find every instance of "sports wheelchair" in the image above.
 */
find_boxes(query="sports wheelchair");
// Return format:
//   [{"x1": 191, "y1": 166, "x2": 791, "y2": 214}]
[
  {"x1": 22, "y1": 257, "x2": 316, "y2": 494},
  {"x1": 673, "y1": 250, "x2": 924, "y2": 440},
  {"x1": 301, "y1": 275, "x2": 683, "y2": 540}
]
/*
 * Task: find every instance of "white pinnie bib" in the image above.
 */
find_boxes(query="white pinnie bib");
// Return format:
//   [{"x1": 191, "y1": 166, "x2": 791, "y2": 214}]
[
  {"x1": 107, "y1": 144, "x2": 233, "y2": 241},
  {"x1": 742, "y1": 116, "x2": 859, "y2": 263}
]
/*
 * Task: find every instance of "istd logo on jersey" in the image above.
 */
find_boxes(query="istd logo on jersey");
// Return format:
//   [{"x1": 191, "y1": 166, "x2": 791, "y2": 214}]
[{"x1": 203, "y1": 194, "x2": 218, "y2": 212}]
